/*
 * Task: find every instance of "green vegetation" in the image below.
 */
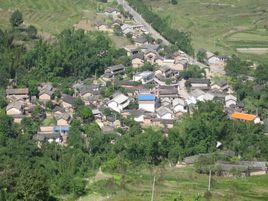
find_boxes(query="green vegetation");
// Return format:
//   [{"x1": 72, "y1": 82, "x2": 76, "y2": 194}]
[
  {"x1": 143, "y1": 0, "x2": 268, "y2": 63},
  {"x1": 79, "y1": 167, "x2": 268, "y2": 201},
  {"x1": 127, "y1": 0, "x2": 194, "y2": 55},
  {"x1": 0, "y1": 0, "x2": 98, "y2": 34},
  {"x1": 225, "y1": 56, "x2": 268, "y2": 117}
]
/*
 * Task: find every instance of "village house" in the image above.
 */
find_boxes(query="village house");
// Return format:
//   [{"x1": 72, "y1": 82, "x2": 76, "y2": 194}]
[
  {"x1": 156, "y1": 106, "x2": 173, "y2": 120},
  {"x1": 6, "y1": 101, "x2": 25, "y2": 123},
  {"x1": 211, "y1": 80, "x2": 229, "y2": 92},
  {"x1": 6, "y1": 88, "x2": 29, "y2": 102},
  {"x1": 133, "y1": 36, "x2": 148, "y2": 46},
  {"x1": 225, "y1": 94, "x2": 237, "y2": 108},
  {"x1": 108, "y1": 93, "x2": 130, "y2": 113},
  {"x1": 133, "y1": 71, "x2": 154, "y2": 84},
  {"x1": 61, "y1": 94, "x2": 76, "y2": 112},
  {"x1": 55, "y1": 113, "x2": 72, "y2": 126},
  {"x1": 172, "y1": 98, "x2": 187, "y2": 113},
  {"x1": 38, "y1": 83, "x2": 54, "y2": 101},
  {"x1": 131, "y1": 53, "x2": 144, "y2": 68},
  {"x1": 104, "y1": 7, "x2": 120, "y2": 17},
  {"x1": 144, "y1": 50, "x2": 158, "y2": 64},
  {"x1": 138, "y1": 93, "x2": 156, "y2": 113},
  {"x1": 186, "y1": 78, "x2": 211, "y2": 89},
  {"x1": 155, "y1": 66, "x2": 175, "y2": 79},
  {"x1": 104, "y1": 64, "x2": 126, "y2": 78},
  {"x1": 140, "y1": 44, "x2": 161, "y2": 52},
  {"x1": 130, "y1": 110, "x2": 146, "y2": 122},
  {"x1": 205, "y1": 51, "x2": 228, "y2": 66},
  {"x1": 79, "y1": 84, "x2": 101, "y2": 100},
  {"x1": 53, "y1": 106, "x2": 66, "y2": 116},
  {"x1": 161, "y1": 97, "x2": 172, "y2": 108},
  {"x1": 95, "y1": 22, "x2": 113, "y2": 32},
  {"x1": 187, "y1": 89, "x2": 205, "y2": 105},
  {"x1": 156, "y1": 86, "x2": 179, "y2": 99},
  {"x1": 121, "y1": 24, "x2": 134, "y2": 35}
]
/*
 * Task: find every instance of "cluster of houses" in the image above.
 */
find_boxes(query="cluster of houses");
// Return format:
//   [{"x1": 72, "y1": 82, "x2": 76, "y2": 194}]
[
  {"x1": 5, "y1": 83, "x2": 78, "y2": 145},
  {"x1": 4, "y1": 6, "x2": 266, "y2": 147}
]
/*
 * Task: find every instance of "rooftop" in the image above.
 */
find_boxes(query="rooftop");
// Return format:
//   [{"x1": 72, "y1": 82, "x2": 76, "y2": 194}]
[
  {"x1": 231, "y1": 113, "x2": 257, "y2": 121},
  {"x1": 6, "y1": 88, "x2": 29, "y2": 95}
]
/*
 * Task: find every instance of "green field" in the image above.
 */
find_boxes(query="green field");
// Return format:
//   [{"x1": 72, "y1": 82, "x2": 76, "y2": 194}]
[
  {"x1": 0, "y1": 0, "x2": 99, "y2": 34},
  {"x1": 143, "y1": 0, "x2": 268, "y2": 63},
  {"x1": 78, "y1": 167, "x2": 268, "y2": 201}
]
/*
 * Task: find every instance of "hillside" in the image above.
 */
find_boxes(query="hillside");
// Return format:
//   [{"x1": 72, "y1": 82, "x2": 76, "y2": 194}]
[
  {"x1": 0, "y1": 0, "x2": 98, "y2": 34},
  {"x1": 143, "y1": 0, "x2": 268, "y2": 63},
  {"x1": 79, "y1": 167, "x2": 268, "y2": 201}
]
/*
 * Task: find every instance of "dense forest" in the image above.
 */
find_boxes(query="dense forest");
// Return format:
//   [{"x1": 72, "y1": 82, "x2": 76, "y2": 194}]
[{"x1": 0, "y1": 10, "x2": 268, "y2": 201}]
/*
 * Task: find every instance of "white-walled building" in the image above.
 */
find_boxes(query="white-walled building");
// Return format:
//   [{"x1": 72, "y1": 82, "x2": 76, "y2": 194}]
[
  {"x1": 133, "y1": 71, "x2": 154, "y2": 84},
  {"x1": 108, "y1": 93, "x2": 130, "y2": 113},
  {"x1": 138, "y1": 93, "x2": 156, "y2": 113}
]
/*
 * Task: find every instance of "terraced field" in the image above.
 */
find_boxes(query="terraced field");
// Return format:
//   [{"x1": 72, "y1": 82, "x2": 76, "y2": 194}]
[
  {"x1": 79, "y1": 167, "x2": 268, "y2": 201},
  {"x1": 143, "y1": 0, "x2": 268, "y2": 63},
  {"x1": 0, "y1": 0, "x2": 98, "y2": 34}
]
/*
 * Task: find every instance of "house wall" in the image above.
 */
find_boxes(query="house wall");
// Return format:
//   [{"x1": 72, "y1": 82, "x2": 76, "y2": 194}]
[
  {"x1": 226, "y1": 100, "x2": 236, "y2": 108},
  {"x1": 14, "y1": 117, "x2": 23, "y2": 124},
  {"x1": 7, "y1": 108, "x2": 21, "y2": 115},
  {"x1": 132, "y1": 58, "x2": 144, "y2": 68},
  {"x1": 39, "y1": 93, "x2": 51, "y2": 101},
  {"x1": 57, "y1": 119, "x2": 68, "y2": 126},
  {"x1": 174, "y1": 105, "x2": 187, "y2": 113},
  {"x1": 108, "y1": 101, "x2": 121, "y2": 113},
  {"x1": 139, "y1": 102, "x2": 155, "y2": 112},
  {"x1": 134, "y1": 115, "x2": 144, "y2": 122},
  {"x1": 157, "y1": 113, "x2": 172, "y2": 120},
  {"x1": 62, "y1": 101, "x2": 73, "y2": 109},
  {"x1": 191, "y1": 83, "x2": 209, "y2": 89}
]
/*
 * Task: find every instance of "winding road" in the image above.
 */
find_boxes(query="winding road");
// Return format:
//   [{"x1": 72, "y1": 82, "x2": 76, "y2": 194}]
[
  {"x1": 116, "y1": 0, "x2": 170, "y2": 46},
  {"x1": 117, "y1": 0, "x2": 208, "y2": 68}
]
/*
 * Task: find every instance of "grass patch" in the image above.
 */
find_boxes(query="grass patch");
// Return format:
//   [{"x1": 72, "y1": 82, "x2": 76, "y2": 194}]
[
  {"x1": 0, "y1": 0, "x2": 98, "y2": 33},
  {"x1": 79, "y1": 166, "x2": 268, "y2": 201}
]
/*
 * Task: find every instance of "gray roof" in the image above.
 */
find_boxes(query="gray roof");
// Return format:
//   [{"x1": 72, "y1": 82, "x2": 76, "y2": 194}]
[
  {"x1": 80, "y1": 85, "x2": 101, "y2": 96},
  {"x1": 6, "y1": 101, "x2": 24, "y2": 111},
  {"x1": 158, "y1": 86, "x2": 178, "y2": 97},
  {"x1": 53, "y1": 106, "x2": 66, "y2": 114},
  {"x1": 55, "y1": 112, "x2": 71, "y2": 121},
  {"x1": 33, "y1": 133, "x2": 61, "y2": 141},
  {"x1": 188, "y1": 78, "x2": 210, "y2": 85},
  {"x1": 62, "y1": 94, "x2": 76, "y2": 106},
  {"x1": 141, "y1": 44, "x2": 160, "y2": 51},
  {"x1": 133, "y1": 36, "x2": 147, "y2": 44},
  {"x1": 108, "y1": 64, "x2": 126, "y2": 71},
  {"x1": 190, "y1": 89, "x2": 205, "y2": 98},
  {"x1": 156, "y1": 106, "x2": 173, "y2": 117},
  {"x1": 6, "y1": 88, "x2": 29, "y2": 95},
  {"x1": 173, "y1": 98, "x2": 186, "y2": 107},
  {"x1": 132, "y1": 53, "x2": 144, "y2": 60}
]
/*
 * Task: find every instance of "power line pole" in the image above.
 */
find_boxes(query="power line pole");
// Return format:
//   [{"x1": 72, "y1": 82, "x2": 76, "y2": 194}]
[{"x1": 151, "y1": 176, "x2": 156, "y2": 201}]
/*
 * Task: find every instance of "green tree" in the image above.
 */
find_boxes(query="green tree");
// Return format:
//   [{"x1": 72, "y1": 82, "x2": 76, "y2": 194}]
[
  {"x1": 196, "y1": 49, "x2": 206, "y2": 63},
  {"x1": 10, "y1": 10, "x2": 23, "y2": 27},
  {"x1": 15, "y1": 169, "x2": 50, "y2": 201}
]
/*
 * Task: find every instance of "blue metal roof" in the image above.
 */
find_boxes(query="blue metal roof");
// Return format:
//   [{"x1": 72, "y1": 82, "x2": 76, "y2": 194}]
[
  {"x1": 138, "y1": 94, "x2": 156, "y2": 101},
  {"x1": 53, "y1": 126, "x2": 70, "y2": 132}
]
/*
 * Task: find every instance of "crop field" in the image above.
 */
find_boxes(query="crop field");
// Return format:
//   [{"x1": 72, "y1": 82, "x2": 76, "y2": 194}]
[
  {"x1": 143, "y1": 0, "x2": 268, "y2": 63},
  {"x1": 78, "y1": 167, "x2": 268, "y2": 201},
  {"x1": 0, "y1": 0, "x2": 99, "y2": 34}
]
